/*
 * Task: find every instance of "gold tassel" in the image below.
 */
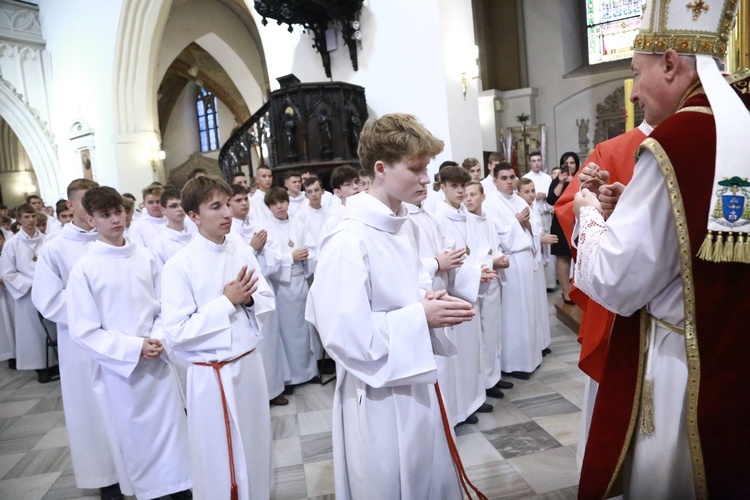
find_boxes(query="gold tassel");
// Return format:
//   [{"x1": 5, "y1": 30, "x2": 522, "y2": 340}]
[
  {"x1": 697, "y1": 231, "x2": 714, "y2": 261},
  {"x1": 712, "y1": 232, "x2": 725, "y2": 262},
  {"x1": 744, "y1": 235, "x2": 750, "y2": 264},
  {"x1": 640, "y1": 377, "x2": 655, "y2": 436},
  {"x1": 734, "y1": 234, "x2": 745, "y2": 263},
  {"x1": 724, "y1": 233, "x2": 735, "y2": 262}
]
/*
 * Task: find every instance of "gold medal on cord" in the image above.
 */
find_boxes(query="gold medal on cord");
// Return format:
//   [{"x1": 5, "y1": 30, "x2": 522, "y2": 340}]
[
  {"x1": 466, "y1": 246, "x2": 471, "y2": 256},
  {"x1": 288, "y1": 239, "x2": 294, "y2": 248}
]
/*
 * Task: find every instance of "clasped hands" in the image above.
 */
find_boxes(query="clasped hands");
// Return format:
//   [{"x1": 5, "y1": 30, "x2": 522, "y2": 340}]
[{"x1": 421, "y1": 289, "x2": 475, "y2": 328}]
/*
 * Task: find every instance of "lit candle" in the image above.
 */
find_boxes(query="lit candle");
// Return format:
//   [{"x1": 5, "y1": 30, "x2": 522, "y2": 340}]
[{"x1": 624, "y1": 78, "x2": 635, "y2": 132}]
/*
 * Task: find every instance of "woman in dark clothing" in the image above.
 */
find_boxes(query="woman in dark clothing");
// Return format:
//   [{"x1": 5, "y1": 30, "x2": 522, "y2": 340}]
[{"x1": 547, "y1": 152, "x2": 580, "y2": 304}]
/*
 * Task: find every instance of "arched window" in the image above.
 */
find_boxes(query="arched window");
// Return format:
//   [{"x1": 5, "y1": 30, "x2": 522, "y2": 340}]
[
  {"x1": 586, "y1": 0, "x2": 645, "y2": 65},
  {"x1": 196, "y1": 87, "x2": 220, "y2": 152}
]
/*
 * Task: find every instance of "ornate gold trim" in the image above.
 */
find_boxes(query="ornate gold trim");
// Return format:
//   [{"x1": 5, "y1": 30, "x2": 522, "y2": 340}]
[
  {"x1": 678, "y1": 68, "x2": 749, "y2": 107},
  {"x1": 639, "y1": 137, "x2": 708, "y2": 499},
  {"x1": 677, "y1": 106, "x2": 713, "y2": 114},
  {"x1": 633, "y1": 33, "x2": 728, "y2": 58},
  {"x1": 603, "y1": 309, "x2": 649, "y2": 499}
]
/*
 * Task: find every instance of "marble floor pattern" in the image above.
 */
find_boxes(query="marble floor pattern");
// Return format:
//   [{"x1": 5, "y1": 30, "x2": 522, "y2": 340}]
[{"x1": 0, "y1": 295, "x2": 584, "y2": 499}]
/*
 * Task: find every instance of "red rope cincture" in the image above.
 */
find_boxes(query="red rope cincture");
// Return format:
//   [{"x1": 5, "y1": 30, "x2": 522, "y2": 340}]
[
  {"x1": 194, "y1": 349, "x2": 254, "y2": 500},
  {"x1": 434, "y1": 381, "x2": 488, "y2": 500}
]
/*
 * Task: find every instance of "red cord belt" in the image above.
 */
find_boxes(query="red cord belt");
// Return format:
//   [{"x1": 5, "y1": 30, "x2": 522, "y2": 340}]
[
  {"x1": 194, "y1": 348, "x2": 254, "y2": 500},
  {"x1": 434, "y1": 381, "x2": 488, "y2": 500}
]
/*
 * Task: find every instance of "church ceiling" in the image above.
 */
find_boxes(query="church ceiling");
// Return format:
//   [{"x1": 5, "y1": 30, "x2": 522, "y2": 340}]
[{"x1": 157, "y1": 42, "x2": 250, "y2": 136}]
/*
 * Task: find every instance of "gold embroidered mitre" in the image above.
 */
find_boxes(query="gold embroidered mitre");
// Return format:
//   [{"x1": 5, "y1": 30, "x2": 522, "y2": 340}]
[{"x1": 633, "y1": 0, "x2": 739, "y2": 59}]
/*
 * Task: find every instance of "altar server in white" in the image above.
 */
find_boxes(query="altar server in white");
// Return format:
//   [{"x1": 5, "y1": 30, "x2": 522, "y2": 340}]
[
  {"x1": 228, "y1": 183, "x2": 290, "y2": 406},
  {"x1": 306, "y1": 113, "x2": 479, "y2": 500},
  {"x1": 297, "y1": 176, "x2": 330, "y2": 246},
  {"x1": 0, "y1": 203, "x2": 58, "y2": 379},
  {"x1": 0, "y1": 230, "x2": 15, "y2": 364},
  {"x1": 518, "y1": 178, "x2": 557, "y2": 353},
  {"x1": 464, "y1": 181, "x2": 514, "y2": 396},
  {"x1": 435, "y1": 166, "x2": 497, "y2": 425},
  {"x1": 250, "y1": 164, "x2": 274, "y2": 222},
  {"x1": 263, "y1": 186, "x2": 320, "y2": 387},
  {"x1": 484, "y1": 162, "x2": 543, "y2": 378},
  {"x1": 67, "y1": 187, "x2": 191, "y2": 499},
  {"x1": 284, "y1": 171, "x2": 307, "y2": 216},
  {"x1": 128, "y1": 184, "x2": 167, "y2": 247},
  {"x1": 148, "y1": 187, "x2": 192, "y2": 268},
  {"x1": 162, "y1": 176, "x2": 274, "y2": 500},
  {"x1": 31, "y1": 179, "x2": 125, "y2": 496}
]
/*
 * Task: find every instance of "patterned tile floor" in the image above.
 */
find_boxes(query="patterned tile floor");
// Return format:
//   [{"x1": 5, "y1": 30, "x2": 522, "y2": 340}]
[{"x1": 0, "y1": 295, "x2": 584, "y2": 499}]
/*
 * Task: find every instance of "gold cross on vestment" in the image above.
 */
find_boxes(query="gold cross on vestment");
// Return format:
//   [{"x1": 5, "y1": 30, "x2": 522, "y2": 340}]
[{"x1": 687, "y1": 0, "x2": 710, "y2": 20}]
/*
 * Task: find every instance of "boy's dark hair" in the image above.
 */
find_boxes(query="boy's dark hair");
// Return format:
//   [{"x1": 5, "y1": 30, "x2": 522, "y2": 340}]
[
  {"x1": 82, "y1": 187, "x2": 123, "y2": 216},
  {"x1": 121, "y1": 192, "x2": 136, "y2": 201},
  {"x1": 231, "y1": 171, "x2": 246, "y2": 182},
  {"x1": 330, "y1": 165, "x2": 359, "y2": 190},
  {"x1": 10, "y1": 221, "x2": 19, "y2": 233},
  {"x1": 528, "y1": 151, "x2": 542, "y2": 159},
  {"x1": 66, "y1": 179, "x2": 98, "y2": 199},
  {"x1": 283, "y1": 171, "x2": 301, "y2": 182},
  {"x1": 439, "y1": 165, "x2": 471, "y2": 185},
  {"x1": 188, "y1": 167, "x2": 208, "y2": 180},
  {"x1": 181, "y1": 175, "x2": 232, "y2": 215},
  {"x1": 467, "y1": 181, "x2": 484, "y2": 194},
  {"x1": 55, "y1": 199, "x2": 69, "y2": 215},
  {"x1": 264, "y1": 186, "x2": 290, "y2": 207},
  {"x1": 357, "y1": 113, "x2": 444, "y2": 176},
  {"x1": 25, "y1": 194, "x2": 42, "y2": 204},
  {"x1": 256, "y1": 164, "x2": 272, "y2": 173},
  {"x1": 1, "y1": 215, "x2": 11, "y2": 224},
  {"x1": 231, "y1": 184, "x2": 250, "y2": 197},
  {"x1": 159, "y1": 187, "x2": 182, "y2": 208},
  {"x1": 16, "y1": 203, "x2": 36, "y2": 216},
  {"x1": 493, "y1": 162, "x2": 515, "y2": 178},
  {"x1": 303, "y1": 176, "x2": 322, "y2": 190},
  {"x1": 0, "y1": 204, "x2": 6, "y2": 210}
]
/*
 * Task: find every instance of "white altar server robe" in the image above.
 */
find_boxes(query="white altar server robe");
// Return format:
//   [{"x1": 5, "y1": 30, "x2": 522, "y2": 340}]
[
  {"x1": 0, "y1": 229, "x2": 57, "y2": 369},
  {"x1": 264, "y1": 214, "x2": 319, "y2": 384},
  {"x1": 250, "y1": 189, "x2": 272, "y2": 222},
  {"x1": 288, "y1": 191, "x2": 307, "y2": 216},
  {"x1": 229, "y1": 216, "x2": 290, "y2": 399},
  {"x1": 297, "y1": 203, "x2": 330, "y2": 247},
  {"x1": 529, "y1": 205, "x2": 551, "y2": 350},
  {"x1": 471, "y1": 211, "x2": 506, "y2": 389},
  {"x1": 305, "y1": 192, "x2": 462, "y2": 500},
  {"x1": 148, "y1": 226, "x2": 191, "y2": 268},
  {"x1": 406, "y1": 203, "x2": 453, "y2": 292},
  {"x1": 162, "y1": 235, "x2": 274, "y2": 500},
  {"x1": 127, "y1": 213, "x2": 167, "y2": 247},
  {"x1": 435, "y1": 201, "x2": 489, "y2": 423},
  {"x1": 0, "y1": 278, "x2": 14, "y2": 362},
  {"x1": 31, "y1": 223, "x2": 120, "y2": 489},
  {"x1": 485, "y1": 188, "x2": 543, "y2": 373},
  {"x1": 66, "y1": 240, "x2": 191, "y2": 499}
]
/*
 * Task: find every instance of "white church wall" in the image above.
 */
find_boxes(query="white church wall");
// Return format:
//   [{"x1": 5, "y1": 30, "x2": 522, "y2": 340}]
[
  {"x1": 521, "y1": 0, "x2": 632, "y2": 168},
  {"x1": 37, "y1": 0, "x2": 122, "y2": 192},
  {"x1": 251, "y1": 0, "x2": 484, "y2": 175}
]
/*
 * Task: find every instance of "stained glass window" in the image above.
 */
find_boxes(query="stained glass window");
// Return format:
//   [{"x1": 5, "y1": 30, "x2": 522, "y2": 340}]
[
  {"x1": 196, "y1": 87, "x2": 220, "y2": 152},
  {"x1": 586, "y1": 0, "x2": 645, "y2": 65}
]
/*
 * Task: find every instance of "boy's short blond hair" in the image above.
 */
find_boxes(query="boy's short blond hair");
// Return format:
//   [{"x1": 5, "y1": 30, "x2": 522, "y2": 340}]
[
  {"x1": 466, "y1": 181, "x2": 484, "y2": 194},
  {"x1": 357, "y1": 113, "x2": 444, "y2": 176},
  {"x1": 142, "y1": 184, "x2": 164, "y2": 199},
  {"x1": 67, "y1": 179, "x2": 99, "y2": 199},
  {"x1": 516, "y1": 177, "x2": 534, "y2": 191}
]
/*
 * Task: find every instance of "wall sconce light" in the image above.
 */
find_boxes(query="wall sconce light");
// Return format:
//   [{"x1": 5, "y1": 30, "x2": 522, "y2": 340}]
[
  {"x1": 461, "y1": 45, "x2": 480, "y2": 100},
  {"x1": 21, "y1": 176, "x2": 36, "y2": 195},
  {"x1": 149, "y1": 142, "x2": 166, "y2": 172}
]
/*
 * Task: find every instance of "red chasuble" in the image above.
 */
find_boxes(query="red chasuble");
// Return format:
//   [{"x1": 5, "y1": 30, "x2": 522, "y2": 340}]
[
  {"x1": 555, "y1": 127, "x2": 645, "y2": 383},
  {"x1": 579, "y1": 70, "x2": 750, "y2": 500}
]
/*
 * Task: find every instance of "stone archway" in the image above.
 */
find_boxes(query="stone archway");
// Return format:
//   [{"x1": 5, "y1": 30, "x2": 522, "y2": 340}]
[{"x1": 0, "y1": 76, "x2": 59, "y2": 203}]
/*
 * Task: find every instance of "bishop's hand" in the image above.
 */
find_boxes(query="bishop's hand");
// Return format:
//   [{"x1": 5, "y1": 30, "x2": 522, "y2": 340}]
[
  {"x1": 578, "y1": 163, "x2": 610, "y2": 193},
  {"x1": 573, "y1": 189, "x2": 602, "y2": 218}
]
